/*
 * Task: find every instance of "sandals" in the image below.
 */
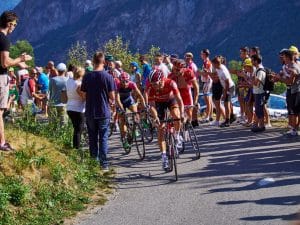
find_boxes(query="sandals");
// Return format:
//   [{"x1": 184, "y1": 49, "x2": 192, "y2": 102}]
[{"x1": 0, "y1": 143, "x2": 14, "y2": 151}]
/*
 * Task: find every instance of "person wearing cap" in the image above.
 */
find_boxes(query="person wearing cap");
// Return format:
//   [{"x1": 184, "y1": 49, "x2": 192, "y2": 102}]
[
  {"x1": 273, "y1": 50, "x2": 300, "y2": 136},
  {"x1": 36, "y1": 66, "x2": 49, "y2": 116},
  {"x1": 272, "y1": 49, "x2": 291, "y2": 128},
  {"x1": 237, "y1": 58, "x2": 254, "y2": 126},
  {"x1": 289, "y1": 45, "x2": 300, "y2": 65},
  {"x1": 20, "y1": 68, "x2": 44, "y2": 108},
  {"x1": 104, "y1": 54, "x2": 114, "y2": 70},
  {"x1": 49, "y1": 63, "x2": 68, "y2": 125},
  {"x1": 7, "y1": 67, "x2": 19, "y2": 115},
  {"x1": 130, "y1": 61, "x2": 142, "y2": 90},
  {"x1": 85, "y1": 60, "x2": 93, "y2": 72}
]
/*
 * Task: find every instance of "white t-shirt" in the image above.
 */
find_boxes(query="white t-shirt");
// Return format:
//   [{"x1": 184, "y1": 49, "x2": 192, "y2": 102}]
[
  {"x1": 253, "y1": 65, "x2": 266, "y2": 94},
  {"x1": 66, "y1": 78, "x2": 85, "y2": 112},
  {"x1": 20, "y1": 78, "x2": 33, "y2": 105},
  {"x1": 216, "y1": 64, "x2": 235, "y2": 89}
]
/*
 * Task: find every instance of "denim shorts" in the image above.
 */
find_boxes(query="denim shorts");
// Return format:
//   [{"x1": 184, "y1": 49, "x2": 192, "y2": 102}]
[
  {"x1": 203, "y1": 92, "x2": 212, "y2": 97},
  {"x1": 254, "y1": 93, "x2": 265, "y2": 119}
]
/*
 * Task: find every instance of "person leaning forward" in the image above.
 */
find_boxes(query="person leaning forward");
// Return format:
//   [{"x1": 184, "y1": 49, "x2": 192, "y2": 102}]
[{"x1": 0, "y1": 11, "x2": 32, "y2": 151}]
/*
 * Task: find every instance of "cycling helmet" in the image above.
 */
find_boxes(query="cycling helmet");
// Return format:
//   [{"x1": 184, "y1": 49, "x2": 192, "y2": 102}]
[
  {"x1": 149, "y1": 69, "x2": 164, "y2": 83},
  {"x1": 120, "y1": 72, "x2": 130, "y2": 81}
]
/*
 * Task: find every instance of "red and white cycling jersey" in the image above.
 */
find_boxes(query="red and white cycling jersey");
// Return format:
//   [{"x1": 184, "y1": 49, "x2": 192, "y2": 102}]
[
  {"x1": 168, "y1": 68, "x2": 195, "y2": 106},
  {"x1": 146, "y1": 78, "x2": 179, "y2": 102}
]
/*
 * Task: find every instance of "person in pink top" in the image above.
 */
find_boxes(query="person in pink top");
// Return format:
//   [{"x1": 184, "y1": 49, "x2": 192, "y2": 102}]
[{"x1": 184, "y1": 52, "x2": 199, "y2": 127}]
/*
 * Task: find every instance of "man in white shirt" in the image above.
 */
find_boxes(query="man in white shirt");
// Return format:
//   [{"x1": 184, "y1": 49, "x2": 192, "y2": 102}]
[
  {"x1": 152, "y1": 53, "x2": 170, "y2": 77},
  {"x1": 251, "y1": 54, "x2": 266, "y2": 132}
]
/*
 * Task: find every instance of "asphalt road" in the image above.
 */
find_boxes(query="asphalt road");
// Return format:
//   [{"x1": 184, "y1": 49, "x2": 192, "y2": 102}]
[{"x1": 77, "y1": 124, "x2": 300, "y2": 225}]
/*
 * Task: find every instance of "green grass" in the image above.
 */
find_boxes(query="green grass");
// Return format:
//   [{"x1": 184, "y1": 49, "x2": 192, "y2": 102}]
[{"x1": 0, "y1": 111, "x2": 114, "y2": 225}]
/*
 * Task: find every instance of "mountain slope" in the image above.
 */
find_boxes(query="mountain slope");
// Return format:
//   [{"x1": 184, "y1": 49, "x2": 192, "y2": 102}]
[
  {"x1": 11, "y1": 0, "x2": 300, "y2": 69},
  {"x1": 0, "y1": 0, "x2": 21, "y2": 12}
]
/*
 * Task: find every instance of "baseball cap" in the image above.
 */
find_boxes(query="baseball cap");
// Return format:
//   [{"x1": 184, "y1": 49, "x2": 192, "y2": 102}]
[
  {"x1": 85, "y1": 59, "x2": 92, "y2": 65},
  {"x1": 185, "y1": 52, "x2": 194, "y2": 58},
  {"x1": 56, "y1": 63, "x2": 67, "y2": 72},
  {"x1": 289, "y1": 45, "x2": 299, "y2": 55},
  {"x1": 243, "y1": 58, "x2": 252, "y2": 67}
]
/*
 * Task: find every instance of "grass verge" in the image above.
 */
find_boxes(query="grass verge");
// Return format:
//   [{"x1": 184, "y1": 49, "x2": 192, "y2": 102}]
[{"x1": 0, "y1": 113, "x2": 114, "y2": 225}]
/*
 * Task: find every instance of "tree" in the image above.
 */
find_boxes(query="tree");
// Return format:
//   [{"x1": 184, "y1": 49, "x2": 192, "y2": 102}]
[
  {"x1": 228, "y1": 60, "x2": 242, "y2": 85},
  {"x1": 67, "y1": 41, "x2": 88, "y2": 67},
  {"x1": 9, "y1": 40, "x2": 35, "y2": 67},
  {"x1": 103, "y1": 36, "x2": 138, "y2": 72}
]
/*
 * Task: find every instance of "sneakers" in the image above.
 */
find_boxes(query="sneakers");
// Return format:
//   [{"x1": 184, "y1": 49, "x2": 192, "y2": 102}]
[
  {"x1": 184, "y1": 130, "x2": 190, "y2": 141},
  {"x1": 200, "y1": 118, "x2": 209, "y2": 124},
  {"x1": 102, "y1": 164, "x2": 109, "y2": 172},
  {"x1": 220, "y1": 121, "x2": 230, "y2": 127},
  {"x1": 176, "y1": 135, "x2": 183, "y2": 148},
  {"x1": 209, "y1": 120, "x2": 219, "y2": 126},
  {"x1": 230, "y1": 114, "x2": 236, "y2": 124},
  {"x1": 236, "y1": 116, "x2": 245, "y2": 124},
  {"x1": 161, "y1": 153, "x2": 169, "y2": 170},
  {"x1": 251, "y1": 126, "x2": 266, "y2": 132},
  {"x1": 284, "y1": 129, "x2": 298, "y2": 137},
  {"x1": 122, "y1": 139, "x2": 131, "y2": 149},
  {"x1": 191, "y1": 120, "x2": 199, "y2": 127},
  {"x1": 142, "y1": 119, "x2": 150, "y2": 129},
  {"x1": 133, "y1": 130, "x2": 140, "y2": 138},
  {"x1": 265, "y1": 123, "x2": 272, "y2": 128}
]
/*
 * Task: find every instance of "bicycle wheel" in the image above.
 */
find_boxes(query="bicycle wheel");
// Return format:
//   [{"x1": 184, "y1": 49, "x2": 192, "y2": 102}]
[
  {"x1": 187, "y1": 122, "x2": 201, "y2": 159},
  {"x1": 169, "y1": 134, "x2": 178, "y2": 181},
  {"x1": 142, "y1": 117, "x2": 154, "y2": 143},
  {"x1": 134, "y1": 123, "x2": 146, "y2": 160}
]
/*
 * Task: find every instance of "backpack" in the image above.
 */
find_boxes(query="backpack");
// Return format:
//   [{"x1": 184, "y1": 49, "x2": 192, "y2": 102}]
[{"x1": 256, "y1": 68, "x2": 274, "y2": 92}]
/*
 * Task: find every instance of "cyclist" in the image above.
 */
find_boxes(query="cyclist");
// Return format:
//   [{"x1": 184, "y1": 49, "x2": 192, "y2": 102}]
[
  {"x1": 116, "y1": 72, "x2": 146, "y2": 148},
  {"x1": 168, "y1": 59, "x2": 199, "y2": 122},
  {"x1": 145, "y1": 69, "x2": 184, "y2": 170}
]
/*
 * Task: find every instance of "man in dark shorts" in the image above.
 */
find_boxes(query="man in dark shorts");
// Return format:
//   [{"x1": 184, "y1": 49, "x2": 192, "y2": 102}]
[{"x1": 0, "y1": 11, "x2": 32, "y2": 151}]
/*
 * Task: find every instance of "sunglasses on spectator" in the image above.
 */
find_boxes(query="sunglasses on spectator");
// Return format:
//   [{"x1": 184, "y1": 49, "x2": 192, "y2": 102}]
[{"x1": 9, "y1": 22, "x2": 17, "y2": 27}]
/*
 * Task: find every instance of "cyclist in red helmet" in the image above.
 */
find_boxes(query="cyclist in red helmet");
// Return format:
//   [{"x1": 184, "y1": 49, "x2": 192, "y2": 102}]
[
  {"x1": 168, "y1": 59, "x2": 199, "y2": 122},
  {"x1": 145, "y1": 69, "x2": 184, "y2": 170},
  {"x1": 116, "y1": 72, "x2": 146, "y2": 149}
]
